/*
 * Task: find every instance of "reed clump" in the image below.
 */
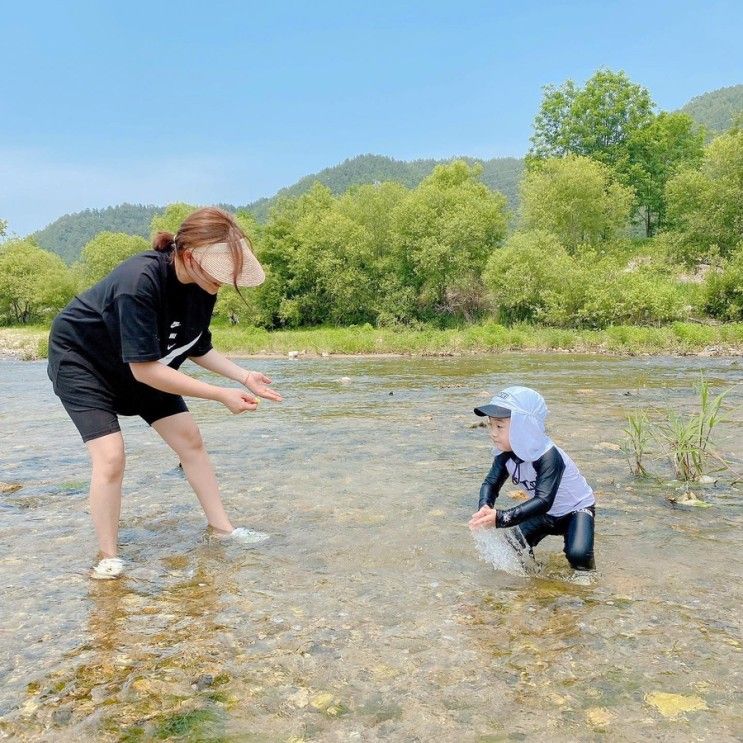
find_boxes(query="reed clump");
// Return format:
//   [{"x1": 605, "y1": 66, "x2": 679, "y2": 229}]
[{"x1": 623, "y1": 376, "x2": 737, "y2": 484}]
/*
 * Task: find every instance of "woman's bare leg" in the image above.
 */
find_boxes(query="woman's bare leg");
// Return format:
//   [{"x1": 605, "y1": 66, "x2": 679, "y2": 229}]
[
  {"x1": 85, "y1": 432, "x2": 126, "y2": 558},
  {"x1": 151, "y1": 412, "x2": 234, "y2": 532}
]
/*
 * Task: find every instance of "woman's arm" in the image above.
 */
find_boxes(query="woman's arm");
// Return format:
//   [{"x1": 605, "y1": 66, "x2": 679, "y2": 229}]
[
  {"x1": 129, "y1": 361, "x2": 258, "y2": 413},
  {"x1": 190, "y1": 350, "x2": 283, "y2": 402},
  {"x1": 190, "y1": 349, "x2": 253, "y2": 383}
]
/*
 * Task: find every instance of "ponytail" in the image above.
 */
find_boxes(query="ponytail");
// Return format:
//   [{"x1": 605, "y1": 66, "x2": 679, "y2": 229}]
[{"x1": 152, "y1": 231, "x2": 176, "y2": 252}]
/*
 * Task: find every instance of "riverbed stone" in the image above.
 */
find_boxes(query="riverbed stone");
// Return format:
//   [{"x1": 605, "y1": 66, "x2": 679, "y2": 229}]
[
  {"x1": 645, "y1": 691, "x2": 707, "y2": 717},
  {"x1": 51, "y1": 707, "x2": 73, "y2": 725},
  {"x1": 594, "y1": 442, "x2": 621, "y2": 451},
  {"x1": 586, "y1": 707, "x2": 614, "y2": 727},
  {"x1": 0, "y1": 482, "x2": 22, "y2": 494},
  {"x1": 191, "y1": 674, "x2": 214, "y2": 691}
]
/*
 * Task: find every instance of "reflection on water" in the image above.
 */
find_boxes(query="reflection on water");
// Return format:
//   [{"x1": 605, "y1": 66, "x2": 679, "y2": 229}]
[{"x1": 0, "y1": 354, "x2": 741, "y2": 741}]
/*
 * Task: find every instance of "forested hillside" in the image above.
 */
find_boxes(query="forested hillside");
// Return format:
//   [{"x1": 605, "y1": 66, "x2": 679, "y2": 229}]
[
  {"x1": 681, "y1": 84, "x2": 743, "y2": 134},
  {"x1": 243, "y1": 154, "x2": 524, "y2": 222},
  {"x1": 32, "y1": 204, "x2": 164, "y2": 263}
]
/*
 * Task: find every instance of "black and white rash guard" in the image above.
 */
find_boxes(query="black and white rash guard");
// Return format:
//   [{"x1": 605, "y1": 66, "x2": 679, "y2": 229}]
[{"x1": 479, "y1": 446, "x2": 595, "y2": 528}]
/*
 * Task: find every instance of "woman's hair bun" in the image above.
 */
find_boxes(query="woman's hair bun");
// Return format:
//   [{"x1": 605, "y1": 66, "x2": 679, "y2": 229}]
[{"x1": 152, "y1": 231, "x2": 175, "y2": 252}]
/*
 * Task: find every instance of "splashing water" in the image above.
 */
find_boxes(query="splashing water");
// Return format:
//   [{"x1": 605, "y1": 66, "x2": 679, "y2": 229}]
[{"x1": 472, "y1": 528, "x2": 535, "y2": 576}]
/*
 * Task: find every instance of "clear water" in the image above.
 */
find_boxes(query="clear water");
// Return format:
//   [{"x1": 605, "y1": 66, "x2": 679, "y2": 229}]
[{"x1": 1, "y1": 354, "x2": 741, "y2": 741}]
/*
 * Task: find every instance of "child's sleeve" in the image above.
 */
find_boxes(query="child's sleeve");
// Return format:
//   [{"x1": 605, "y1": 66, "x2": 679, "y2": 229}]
[
  {"x1": 478, "y1": 452, "x2": 510, "y2": 508},
  {"x1": 495, "y1": 447, "x2": 565, "y2": 527}
]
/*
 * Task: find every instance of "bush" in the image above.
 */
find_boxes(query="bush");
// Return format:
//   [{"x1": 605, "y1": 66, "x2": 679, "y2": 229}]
[
  {"x1": 703, "y1": 243, "x2": 743, "y2": 320},
  {"x1": 573, "y1": 267, "x2": 687, "y2": 327},
  {"x1": 484, "y1": 231, "x2": 575, "y2": 323}
]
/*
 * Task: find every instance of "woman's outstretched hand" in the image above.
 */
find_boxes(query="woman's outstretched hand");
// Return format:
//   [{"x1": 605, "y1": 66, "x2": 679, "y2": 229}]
[
  {"x1": 243, "y1": 371, "x2": 283, "y2": 402},
  {"x1": 469, "y1": 505, "x2": 497, "y2": 530},
  {"x1": 218, "y1": 388, "x2": 260, "y2": 414}
]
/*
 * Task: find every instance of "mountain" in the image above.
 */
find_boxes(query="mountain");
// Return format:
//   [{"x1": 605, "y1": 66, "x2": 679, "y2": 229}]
[
  {"x1": 680, "y1": 84, "x2": 743, "y2": 135},
  {"x1": 33, "y1": 204, "x2": 165, "y2": 264},
  {"x1": 241, "y1": 154, "x2": 524, "y2": 222},
  {"x1": 27, "y1": 83, "x2": 742, "y2": 264},
  {"x1": 32, "y1": 156, "x2": 524, "y2": 263}
]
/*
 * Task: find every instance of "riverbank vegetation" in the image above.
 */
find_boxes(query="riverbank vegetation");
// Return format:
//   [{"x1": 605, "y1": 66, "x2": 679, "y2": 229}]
[
  {"x1": 3, "y1": 321, "x2": 743, "y2": 361},
  {"x1": 2, "y1": 71, "x2": 741, "y2": 345}
]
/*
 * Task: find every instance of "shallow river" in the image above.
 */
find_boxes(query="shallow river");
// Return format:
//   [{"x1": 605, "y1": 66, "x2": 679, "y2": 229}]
[{"x1": 1, "y1": 354, "x2": 741, "y2": 742}]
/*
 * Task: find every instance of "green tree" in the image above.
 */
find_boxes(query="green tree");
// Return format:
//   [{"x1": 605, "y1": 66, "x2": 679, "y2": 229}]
[
  {"x1": 620, "y1": 112, "x2": 705, "y2": 236},
  {"x1": 296, "y1": 209, "x2": 377, "y2": 324},
  {"x1": 77, "y1": 232, "x2": 149, "y2": 287},
  {"x1": 335, "y1": 183, "x2": 410, "y2": 323},
  {"x1": 484, "y1": 231, "x2": 575, "y2": 324},
  {"x1": 529, "y1": 70, "x2": 655, "y2": 165},
  {"x1": 0, "y1": 240, "x2": 76, "y2": 324},
  {"x1": 150, "y1": 203, "x2": 199, "y2": 235},
  {"x1": 665, "y1": 129, "x2": 743, "y2": 263},
  {"x1": 259, "y1": 184, "x2": 336, "y2": 326},
  {"x1": 519, "y1": 156, "x2": 635, "y2": 251},
  {"x1": 390, "y1": 161, "x2": 508, "y2": 319}
]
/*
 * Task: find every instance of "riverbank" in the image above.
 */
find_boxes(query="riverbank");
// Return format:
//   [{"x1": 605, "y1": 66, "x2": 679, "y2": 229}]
[{"x1": 2, "y1": 322, "x2": 743, "y2": 360}]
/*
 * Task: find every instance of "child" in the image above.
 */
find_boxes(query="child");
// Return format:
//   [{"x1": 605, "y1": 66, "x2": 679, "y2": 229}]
[{"x1": 468, "y1": 386, "x2": 595, "y2": 571}]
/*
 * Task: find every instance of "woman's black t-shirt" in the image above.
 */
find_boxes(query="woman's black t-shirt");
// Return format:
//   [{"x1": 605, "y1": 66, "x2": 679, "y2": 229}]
[{"x1": 48, "y1": 250, "x2": 216, "y2": 407}]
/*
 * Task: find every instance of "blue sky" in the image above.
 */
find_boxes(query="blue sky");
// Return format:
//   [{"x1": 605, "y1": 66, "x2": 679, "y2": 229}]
[{"x1": 1, "y1": 0, "x2": 741, "y2": 235}]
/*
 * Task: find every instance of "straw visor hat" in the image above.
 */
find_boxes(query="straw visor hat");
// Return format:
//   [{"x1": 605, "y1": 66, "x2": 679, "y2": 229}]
[{"x1": 190, "y1": 238, "x2": 265, "y2": 287}]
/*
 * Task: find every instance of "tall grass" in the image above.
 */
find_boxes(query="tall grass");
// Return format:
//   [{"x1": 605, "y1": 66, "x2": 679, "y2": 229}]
[
  {"x1": 623, "y1": 410, "x2": 651, "y2": 476},
  {"x1": 656, "y1": 377, "x2": 730, "y2": 482}
]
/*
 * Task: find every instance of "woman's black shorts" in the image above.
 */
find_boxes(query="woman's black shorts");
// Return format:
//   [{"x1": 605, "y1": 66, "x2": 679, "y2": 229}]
[{"x1": 49, "y1": 351, "x2": 188, "y2": 443}]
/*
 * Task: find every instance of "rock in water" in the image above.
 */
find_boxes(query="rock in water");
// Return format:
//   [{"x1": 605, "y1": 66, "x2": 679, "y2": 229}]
[{"x1": 645, "y1": 691, "x2": 707, "y2": 718}]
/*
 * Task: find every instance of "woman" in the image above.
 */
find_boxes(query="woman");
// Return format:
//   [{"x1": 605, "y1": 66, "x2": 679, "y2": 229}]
[{"x1": 48, "y1": 207, "x2": 282, "y2": 579}]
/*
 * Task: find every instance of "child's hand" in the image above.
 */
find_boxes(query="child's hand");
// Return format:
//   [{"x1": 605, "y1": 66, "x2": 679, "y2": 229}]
[{"x1": 469, "y1": 505, "x2": 496, "y2": 530}]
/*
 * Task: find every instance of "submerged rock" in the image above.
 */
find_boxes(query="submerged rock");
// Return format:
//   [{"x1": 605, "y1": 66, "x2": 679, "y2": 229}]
[
  {"x1": 645, "y1": 691, "x2": 707, "y2": 718},
  {"x1": 586, "y1": 707, "x2": 614, "y2": 727},
  {"x1": 594, "y1": 442, "x2": 621, "y2": 452},
  {"x1": 668, "y1": 492, "x2": 713, "y2": 508},
  {"x1": 0, "y1": 481, "x2": 22, "y2": 494},
  {"x1": 191, "y1": 674, "x2": 214, "y2": 691},
  {"x1": 51, "y1": 707, "x2": 73, "y2": 725}
]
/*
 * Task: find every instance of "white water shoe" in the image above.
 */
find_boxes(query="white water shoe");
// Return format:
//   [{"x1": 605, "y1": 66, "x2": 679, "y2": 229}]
[
  {"x1": 92, "y1": 557, "x2": 125, "y2": 580},
  {"x1": 216, "y1": 527, "x2": 270, "y2": 545}
]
